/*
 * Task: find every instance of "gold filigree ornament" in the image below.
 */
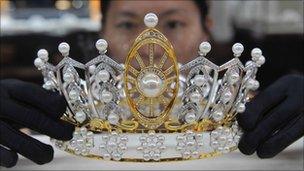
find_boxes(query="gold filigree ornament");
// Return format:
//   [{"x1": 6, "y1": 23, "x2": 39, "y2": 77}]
[
  {"x1": 124, "y1": 20, "x2": 179, "y2": 129},
  {"x1": 35, "y1": 13, "x2": 265, "y2": 162}
]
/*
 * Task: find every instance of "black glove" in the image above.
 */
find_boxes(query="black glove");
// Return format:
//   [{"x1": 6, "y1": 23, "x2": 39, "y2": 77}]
[
  {"x1": 0, "y1": 79, "x2": 74, "y2": 167},
  {"x1": 237, "y1": 74, "x2": 304, "y2": 158}
]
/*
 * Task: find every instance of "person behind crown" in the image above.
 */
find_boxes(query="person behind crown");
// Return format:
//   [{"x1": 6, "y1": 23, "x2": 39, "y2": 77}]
[{"x1": 0, "y1": 0, "x2": 303, "y2": 168}]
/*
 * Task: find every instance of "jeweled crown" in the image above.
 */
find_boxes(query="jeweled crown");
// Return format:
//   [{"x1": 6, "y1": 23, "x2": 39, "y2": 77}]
[{"x1": 34, "y1": 13, "x2": 265, "y2": 162}]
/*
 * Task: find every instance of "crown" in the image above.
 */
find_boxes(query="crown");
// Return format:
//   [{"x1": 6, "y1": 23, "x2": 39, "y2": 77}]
[{"x1": 34, "y1": 13, "x2": 265, "y2": 162}]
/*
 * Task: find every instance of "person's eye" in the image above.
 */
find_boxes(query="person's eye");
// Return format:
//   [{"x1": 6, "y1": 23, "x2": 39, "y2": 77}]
[
  {"x1": 116, "y1": 21, "x2": 138, "y2": 30},
  {"x1": 164, "y1": 20, "x2": 185, "y2": 30}
]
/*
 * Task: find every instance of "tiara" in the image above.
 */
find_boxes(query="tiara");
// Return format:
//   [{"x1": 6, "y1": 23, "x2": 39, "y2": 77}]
[{"x1": 34, "y1": 13, "x2": 265, "y2": 162}]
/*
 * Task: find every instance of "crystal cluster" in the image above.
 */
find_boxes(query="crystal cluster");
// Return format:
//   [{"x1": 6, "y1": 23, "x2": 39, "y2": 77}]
[
  {"x1": 99, "y1": 131, "x2": 128, "y2": 161},
  {"x1": 137, "y1": 132, "x2": 166, "y2": 161},
  {"x1": 210, "y1": 123, "x2": 242, "y2": 153},
  {"x1": 69, "y1": 127, "x2": 94, "y2": 156},
  {"x1": 176, "y1": 130, "x2": 203, "y2": 159}
]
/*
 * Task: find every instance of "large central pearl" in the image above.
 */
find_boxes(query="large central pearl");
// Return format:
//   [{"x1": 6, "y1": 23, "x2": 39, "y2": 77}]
[{"x1": 138, "y1": 72, "x2": 163, "y2": 97}]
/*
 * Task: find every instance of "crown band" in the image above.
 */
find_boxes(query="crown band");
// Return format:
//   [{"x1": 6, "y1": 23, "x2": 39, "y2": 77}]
[{"x1": 52, "y1": 122, "x2": 241, "y2": 162}]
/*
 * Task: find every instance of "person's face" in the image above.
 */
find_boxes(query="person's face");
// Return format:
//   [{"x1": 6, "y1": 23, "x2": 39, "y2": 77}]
[{"x1": 102, "y1": 0, "x2": 210, "y2": 64}]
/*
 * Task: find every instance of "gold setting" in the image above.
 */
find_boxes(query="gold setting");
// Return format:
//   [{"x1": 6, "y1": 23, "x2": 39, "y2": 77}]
[{"x1": 124, "y1": 28, "x2": 179, "y2": 129}]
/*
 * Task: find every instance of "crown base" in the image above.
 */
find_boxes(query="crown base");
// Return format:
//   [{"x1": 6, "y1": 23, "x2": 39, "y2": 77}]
[{"x1": 51, "y1": 120, "x2": 242, "y2": 162}]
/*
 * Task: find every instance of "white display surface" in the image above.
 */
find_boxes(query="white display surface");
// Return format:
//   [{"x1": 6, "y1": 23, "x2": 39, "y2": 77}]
[{"x1": 5, "y1": 135, "x2": 303, "y2": 170}]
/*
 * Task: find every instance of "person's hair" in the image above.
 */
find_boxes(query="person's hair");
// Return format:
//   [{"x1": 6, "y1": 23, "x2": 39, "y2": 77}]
[{"x1": 100, "y1": 0, "x2": 210, "y2": 34}]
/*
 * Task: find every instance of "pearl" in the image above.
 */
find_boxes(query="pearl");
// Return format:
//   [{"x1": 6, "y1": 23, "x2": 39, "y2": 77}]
[
  {"x1": 138, "y1": 72, "x2": 164, "y2": 97},
  {"x1": 186, "y1": 141, "x2": 195, "y2": 147},
  {"x1": 86, "y1": 141, "x2": 93, "y2": 148},
  {"x1": 110, "y1": 131, "x2": 118, "y2": 136},
  {"x1": 176, "y1": 146, "x2": 183, "y2": 151},
  {"x1": 212, "y1": 109, "x2": 224, "y2": 122},
  {"x1": 251, "y1": 48, "x2": 262, "y2": 61},
  {"x1": 232, "y1": 43, "x2": 244, "y2": 56},
  {"x1": 199, "y1": 41, "x2": 211, "y2": 55},
  {"x1": 143, "y1": 153, "x2": 151, "y2": 161},
  {"x1": 81, "y1": 149, "x2": 89, "y2": 155},
  {"x1": 37, "y1": 49, "x2": 49, "y2": 62},
  {"x1": 202, "y1": 84, "x2": 210, "y2": 97},
  {"x1": 107, "y1": 112, "x2": 119, "y2": 125},
  {"x1": 69, "y1": 89, "x2": 79, "y2": 100},
  {"x1": 182, "y1": 151, "x2": 191, "y2": 159},
  {"x1": 223, "y1": 128, "x2": 231, "y2": 136},
  {"x1": 88, "y1": 65, "x2": 96, "y2": 74},
  {"x1": 223, "y1": 146, "x2": 230, "y2": 153},
  {"x1": 73, "y1": 131, "x2": 79, "y2": 137},
  {"x1": 80, "y1": 127, "x2": 87, "y2": 135},
  {"x1": 70, "y1": 139, "x2": 77, "y2": 147},
  {"x1": 153, "y1": 153, "x2": 161, "y2": 161},
  {"x1": 211, "y1": 141, "x2": 219, "y2": 148},
  {"x1": 100, "y1": 90, "x2": 113, "y2": 103},
  {"x1": 245, "y1": 61, "x2": 255, "y2": 68},
  {"x1": 74, "y1": 148, "x2": 81, "y2": 155},
  {"x1": 192, "y1": 151, "x2": 199, "y2": 158},
  {"x1": 99, "y1": 145, "x2": 106, "y2": 152},
  {"x1": 227, "y1": 138, "x2": 234, "y2": 145},
  {"x1": 185, "y1": 112, "x2": 196, "y2": 123},
  {"x1": 102, "y1": 135, "x2": 109, "y2": 141},
  {"x1": 58, "y1": 42, "x2": 70, "y2": 56},
  {"x1": 139, "y1": 136, "x2": 146, "y2": 142},
  {"x1": 137, "y1": 146, "x2": 144, "y2": 151},
  {"x1": 103, "y1": 153, "x2": 111, "y2": 160},
  {"x1": 217, "y1": 126, "x2": 224, "y2": 133},
  {"x1": 193, "y1": 75, "x2": 206, "y2": 87},
  {"x1": 177, "y1": 135, "x2": 186, "y2": 142},
  {"x1": 234, "y1": 135, "x2": 241, "y2": 142},
  {"x1": 211, "y1": 131, "x2": 219, "y2": 138},
  {"x1": 159, "y1": 145, "x2": 166, "y2": 151},
  {"x1": 75, "y1": 110, "x2": 86, "y2": 123},
  {"x1": 236, "y1": 103, "x2": 246, "y2": 113},
  {"x1": 218, "y1": 135, "x2": 227, "y2": 145},
  {"x1": 216, "y1": 147, "x2": 223, "y2": 153},
  {"x1": 228, "y1": 71, "x2": 239, "y2": 84},
  {"x1": 177, "y1": 81, "x2": 185, "y2": 97},
  {"x1": 63, "y1": 72, "x2": 74, "y2": 83},
  {"x1": 34, "y1": 58, "x2": 45, "y2": 68},
  {"x1": 144, "y1": 13, "x2": 158, "y2": 28},
  {"x1": 108, "y1": 142, "x2": 117, "y2": 149},
  {"x1": 177, "y1": 142, "x2": 185, "y2": 148},
  {"x1": 158, "y1": 135, "x2": 165, "y2": 142},
  {"x1": 120, "y1": 136, "x2": 128, "y2": 142},
  {"x1": 189, "y1": 91, "x2": 202, "y2": 103},
  {"x1": 86, "y1": 131, "x2": 93, "y2": 138},
  {"x1": 113, "y1": 153, "x2": 122, "y2": 161},
  {"x1": 246, "y1": 78, "x2": 259, "y2": 90},
  {"x1": 96, "y1": 69, "x2": 110, "y2": 82},
  {"x1": 256, "y1": 55, "x2": 265, "y2": 66},
  {"x1": 95, "y1": 39, "x2": 108, "y2": 53},
  {"x1": 119, "y1": 145, "x2": 127, "y2": 151},
  {"x1": 43, "y1": 80, "x2": 54, "y2": 90},
  {"x1": 196, "y1": 133, "x2": 203, "y2": 139},
  {"x1": 148, "y1": 142, "x2": 157, "y2": 148},
  {"x1": 221, "y1": 90, "x2": 232, "y2": 103}
]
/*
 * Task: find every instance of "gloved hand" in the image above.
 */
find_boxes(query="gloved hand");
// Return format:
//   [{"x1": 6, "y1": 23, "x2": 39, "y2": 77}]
[
  {"x1": 237, "y1": 74, "x2": 304, "y2": 158},
  {"x1": 0, "y1": 79, "x2": 74, "y2": 167}
]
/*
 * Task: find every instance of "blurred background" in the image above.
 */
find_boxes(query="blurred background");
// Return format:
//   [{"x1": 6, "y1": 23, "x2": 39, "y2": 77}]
[{"x1": 0, "y1": 0, "x2": 303, "y2": 89}]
